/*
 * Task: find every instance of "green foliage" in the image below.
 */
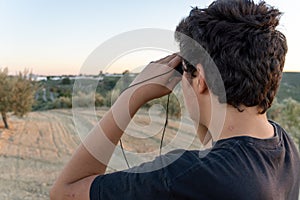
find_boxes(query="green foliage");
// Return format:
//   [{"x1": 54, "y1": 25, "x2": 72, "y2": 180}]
[
  {"x1": 53, "y1": 97, "x2": 72, "y2": 109},
  {"x1": 72, "y1": 91, "x2": 104, "y2": 108},
  {"x1": 33, "y1": 91, "x2": 104, "y2": 110},
  {"x1": 95, "y1": 93, "x2": 104, "y2": 107},
  {"x1": 33, "y1": 78, "x2": 74, "y2": 110},
  {"x1": 34, "y1": 72, "x2": 300, "y2": 125},
  {"x1": 277, "y1": 72, "x2": 300, "y2": 102},
  {"x1": 61, "y1": 77, "x2": 71, "y2": 85},
  {"x1": 96, "y1": 76, "x2": 121, "y2": 96},
  {"x1": 0, "y1": 68, "x2": 12, "y2": 113},
  {"x1": 0, "y1": 68, "x2": 13, "y2": 128},
  {"x1": 11, "y1": 70, "x2": 38, "y2": 117},
  {"x1": 102, "y1": 90, "x2": 113, "y2": 107},
  {"x1": 0, "y1": 68, "x2": 37, "y2": 128},
  {"x1": 146, "y1": 93, "x2": 181, "y2": 118}
]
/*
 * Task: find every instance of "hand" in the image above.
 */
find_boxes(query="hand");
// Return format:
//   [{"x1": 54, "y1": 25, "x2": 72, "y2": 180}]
[{"x1": 128, "y1": 53, "x2": 182, "y2": 105}]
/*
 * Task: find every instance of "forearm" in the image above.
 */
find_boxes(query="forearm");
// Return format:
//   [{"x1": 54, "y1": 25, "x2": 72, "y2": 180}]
[
  {"x1": 50, "y1": 54, "x2": 181, "y2": 199},
  {"x1": 50, "y1": 89, "x2": 144, "y2": 199},
  {"x1": 81, "y1": 88, "x2": 144, "y2": 174}
]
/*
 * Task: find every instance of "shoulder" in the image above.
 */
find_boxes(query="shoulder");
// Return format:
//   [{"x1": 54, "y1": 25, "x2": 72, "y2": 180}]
[
  {"x1": 270, "y1": 120, "x2": 299, "y2": 152},
  {"x1": 162, "y1": 147, "x2": 237, "y2": 184},
  {"x1": 270, "y1": 120, "x2": 300, "y2": 162},
  {"x1": 161, "y1": 147, "x2": 244, "y2": 199}
]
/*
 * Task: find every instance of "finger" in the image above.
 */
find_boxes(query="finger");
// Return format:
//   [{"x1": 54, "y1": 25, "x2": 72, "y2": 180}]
[
  {"x1": 152, "y1": 53, "x2": 177, "y2": 64},
  {"x1": 168, "y1": 55, "x2": 182, "y2": 69}
]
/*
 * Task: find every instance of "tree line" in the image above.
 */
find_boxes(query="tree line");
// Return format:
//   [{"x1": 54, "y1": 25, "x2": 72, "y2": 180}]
[{"x1": 0, "y1": 68, "x2": 299, "y2": 151}]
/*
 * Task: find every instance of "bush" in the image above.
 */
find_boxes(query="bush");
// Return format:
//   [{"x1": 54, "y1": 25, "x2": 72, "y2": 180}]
[
  {"x1": 73, "y1": 91, "x2": 104, "y2": 108},
  {"x1": 61, "y1": 77, "x2": 71, "y2": 85},
  {"x1": 145, "y1": 93, "x2": 182, "y2": 118},
  {"x1": 53, "y1": 97, "x2": 72, "y2": 108}
]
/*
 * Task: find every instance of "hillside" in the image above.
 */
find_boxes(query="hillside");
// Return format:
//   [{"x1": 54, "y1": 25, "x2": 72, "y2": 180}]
[{"x1": 277, "y1": 72, "x2": 300, "y2": 102}]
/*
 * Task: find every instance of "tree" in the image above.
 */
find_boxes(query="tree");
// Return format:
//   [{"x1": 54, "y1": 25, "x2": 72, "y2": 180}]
[
  {"x1": 11, "y1": 70, "x2": 37, "y2": 117},
  {"x1": 0, "y1": 68, "x2": 13, "y2": 128},
  {"x1": 0, "y1": 68, "x2": 37, "y2": 129},
  {"x1": 61, "y1": 77, "x2": 71, "y2": 85}
]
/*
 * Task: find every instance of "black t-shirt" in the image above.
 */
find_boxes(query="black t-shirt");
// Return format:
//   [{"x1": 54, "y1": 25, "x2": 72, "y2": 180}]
[{"x1": 90, "y1": 121, "x2": 300, "y2": 199}]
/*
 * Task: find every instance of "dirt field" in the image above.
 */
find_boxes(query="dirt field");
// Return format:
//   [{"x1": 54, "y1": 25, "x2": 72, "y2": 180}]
[{"x1": 0, "y1": 109, "x2": 201, "y2": 199}]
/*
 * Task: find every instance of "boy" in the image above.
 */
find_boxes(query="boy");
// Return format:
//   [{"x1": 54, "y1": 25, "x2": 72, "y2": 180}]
[{"x1": 51, "y1": 0, "x2": 300, "y2": 199}]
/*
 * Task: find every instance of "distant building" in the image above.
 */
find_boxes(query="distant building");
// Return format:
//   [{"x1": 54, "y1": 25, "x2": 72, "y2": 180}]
[
  {"x1": 32, "y1": 75, "x2": 47, "y2": 81},
  {"x1": 70, "y1": 76, "x2": 104, "y2": 81}
]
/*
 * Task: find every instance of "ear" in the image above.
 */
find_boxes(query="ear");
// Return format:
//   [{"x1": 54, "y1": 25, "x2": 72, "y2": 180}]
[{"x1": 195, "y1": 64, "x2": 207, "y2": 94}]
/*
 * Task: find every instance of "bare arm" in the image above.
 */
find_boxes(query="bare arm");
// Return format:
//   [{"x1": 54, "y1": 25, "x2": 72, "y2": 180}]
[{"x1": 50, "y1": 54, "x2": 182, "y2": 200}]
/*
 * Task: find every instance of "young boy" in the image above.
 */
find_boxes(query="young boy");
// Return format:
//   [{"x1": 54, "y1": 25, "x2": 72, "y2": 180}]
[{"x1": 51, "y1": 0, "x2": 300, "y2": 199}]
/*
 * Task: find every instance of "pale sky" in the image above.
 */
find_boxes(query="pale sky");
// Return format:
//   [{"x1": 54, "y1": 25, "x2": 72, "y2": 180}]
[{"x1": 0, "y1": 0, "x2": 299, "y2": 75}]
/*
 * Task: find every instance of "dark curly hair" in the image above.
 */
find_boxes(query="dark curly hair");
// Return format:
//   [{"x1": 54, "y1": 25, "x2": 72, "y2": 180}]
[{"x1": 175, "y1": 0, "x2": 287, "y2": 114}]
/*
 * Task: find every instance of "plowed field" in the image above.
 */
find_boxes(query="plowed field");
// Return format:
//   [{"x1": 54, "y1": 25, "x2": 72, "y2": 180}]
[{"x1": 0, "y1": 109, "x2": 200, "y2": 199}]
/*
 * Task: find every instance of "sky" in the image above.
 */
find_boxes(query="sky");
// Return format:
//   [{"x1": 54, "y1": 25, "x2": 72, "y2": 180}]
[{"x1": 0, "y1": 0, "x2": 299, "y2": 75}]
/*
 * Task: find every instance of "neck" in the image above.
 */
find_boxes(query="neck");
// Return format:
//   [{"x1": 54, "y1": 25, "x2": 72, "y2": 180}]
[{"x1": 203, "y1": 106, "x2": 274, "y2": 143}]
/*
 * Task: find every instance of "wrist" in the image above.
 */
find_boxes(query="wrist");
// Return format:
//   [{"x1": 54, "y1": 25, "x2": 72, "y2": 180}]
[{"x1": 112, "y1": 87, "x2": 145, "y2": 119}]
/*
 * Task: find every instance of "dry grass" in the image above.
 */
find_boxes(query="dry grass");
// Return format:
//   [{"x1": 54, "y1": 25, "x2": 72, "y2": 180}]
[{"x1": 0, "y1": 109, "x2": 201, "y2": 199}]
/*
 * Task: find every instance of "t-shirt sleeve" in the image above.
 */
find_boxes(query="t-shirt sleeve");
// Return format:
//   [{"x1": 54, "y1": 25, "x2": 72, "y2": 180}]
[{"x1": 89, "y1": 153, "x2": 177, "y2": 200}]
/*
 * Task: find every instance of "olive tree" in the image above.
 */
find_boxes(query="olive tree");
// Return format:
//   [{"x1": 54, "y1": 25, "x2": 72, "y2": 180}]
[{"x1": 0, "y1": 68, "x2": 37, "y2": 129}]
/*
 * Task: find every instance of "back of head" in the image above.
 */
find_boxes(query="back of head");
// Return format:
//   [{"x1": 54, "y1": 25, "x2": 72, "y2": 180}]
[{"x1": 175, "y1": 0, "x2": 287, "y2": 114}]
